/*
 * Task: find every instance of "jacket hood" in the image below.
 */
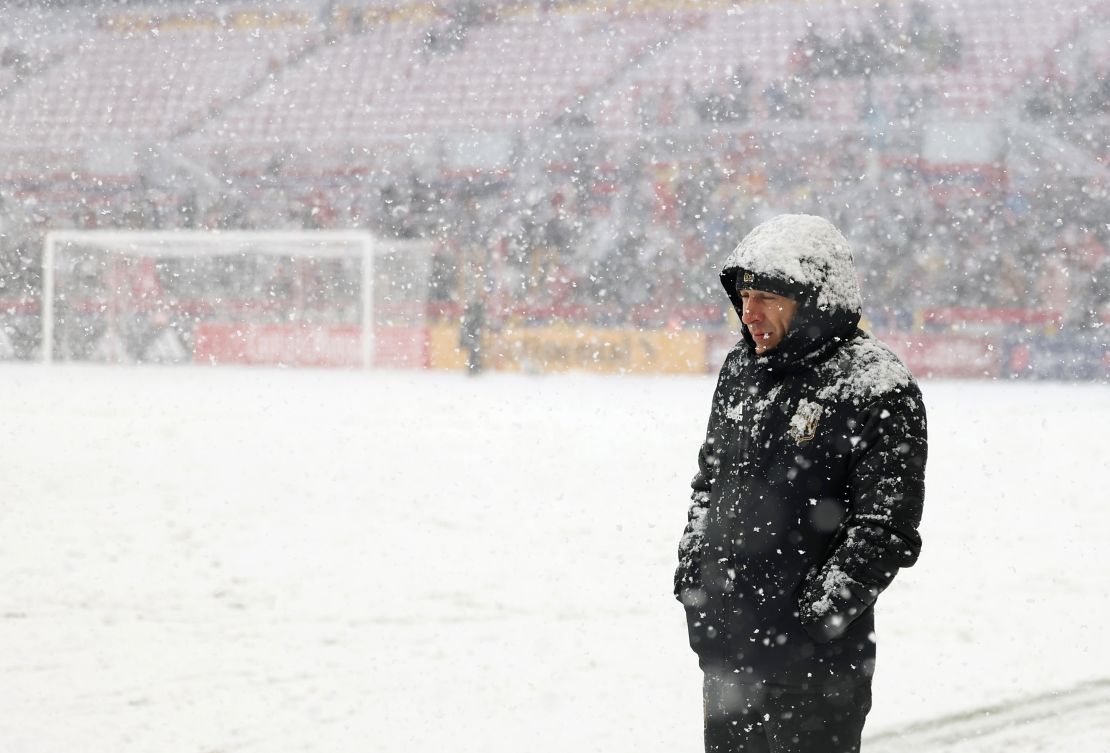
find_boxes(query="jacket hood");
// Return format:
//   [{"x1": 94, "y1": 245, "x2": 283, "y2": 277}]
[{"x1": 721, "y1": 214, "x2": 863, "y2": 366}]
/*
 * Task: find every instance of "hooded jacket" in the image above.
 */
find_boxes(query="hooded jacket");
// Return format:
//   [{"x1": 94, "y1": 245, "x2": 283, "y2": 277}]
[{"x1": 675, "y1": 214, "x2": 927, "y2": 688}]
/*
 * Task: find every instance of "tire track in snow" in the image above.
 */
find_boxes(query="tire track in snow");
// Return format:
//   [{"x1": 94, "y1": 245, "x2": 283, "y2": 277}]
[{"x1": 866, "y1": 678, "x2": 1110, "y2": 752}]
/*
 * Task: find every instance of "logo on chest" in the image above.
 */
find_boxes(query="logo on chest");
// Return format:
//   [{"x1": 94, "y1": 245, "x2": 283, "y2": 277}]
[{"x1": 788, "y1": 399, "x2": 823, "y2": 444}]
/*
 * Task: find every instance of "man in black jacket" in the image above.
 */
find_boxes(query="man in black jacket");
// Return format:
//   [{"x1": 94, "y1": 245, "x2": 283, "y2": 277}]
[{"x1": 674, "y1": 214, "x2": 927, "y2": 753}]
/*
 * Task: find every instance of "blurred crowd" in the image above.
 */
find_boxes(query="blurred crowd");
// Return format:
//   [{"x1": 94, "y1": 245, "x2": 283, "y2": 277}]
[
  {"x1": 3, "y1": 125, "x2": 1107, "y2": 346},
  {"x1": 0, "y1": 0, "x2": 1107, "y2": 363},
  {"x1": 1024, "y1": 57, "x2": 1110, "y2": 168}
]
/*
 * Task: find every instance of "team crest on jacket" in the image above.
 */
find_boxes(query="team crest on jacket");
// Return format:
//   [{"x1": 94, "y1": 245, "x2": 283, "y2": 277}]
[{"x1": 789, "y1": 399, "x2": 823, "y2": 444}]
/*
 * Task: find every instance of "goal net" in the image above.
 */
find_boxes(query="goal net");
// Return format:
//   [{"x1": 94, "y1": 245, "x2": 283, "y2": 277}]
[{"x1": 42, "y1": 230, "x2": 432, "y2": 368}]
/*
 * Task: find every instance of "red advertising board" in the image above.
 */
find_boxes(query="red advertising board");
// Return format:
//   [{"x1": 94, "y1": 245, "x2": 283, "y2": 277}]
[
  {"x1": 194, "y1": 324, "x2": 363, "y2": 367},
  {"x1": 883, "y1": 333, "x2": 1001, "y2": 379},
  {"x1": 375, "y1": 326, "x2": 429, "y2": 368},
  {"x1": 193, "y1": 324, "x2": 429, "y2": 368}
]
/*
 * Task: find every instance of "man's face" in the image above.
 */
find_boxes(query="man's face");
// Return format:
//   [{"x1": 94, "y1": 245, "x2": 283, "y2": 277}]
[{"x1": 740, "y1": 289, "x2": 798, "y2": 354}]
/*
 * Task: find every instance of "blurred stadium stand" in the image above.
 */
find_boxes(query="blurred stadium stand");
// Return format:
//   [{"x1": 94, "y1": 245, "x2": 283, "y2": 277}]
[{"x1": 0, "y1": 0, "x2": 1107, "y2": 377}]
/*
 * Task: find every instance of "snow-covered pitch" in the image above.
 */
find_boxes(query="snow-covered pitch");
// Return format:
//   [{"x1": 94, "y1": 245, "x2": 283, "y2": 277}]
[{"x1": 1, "y1": 365, "x2": 1107, "y2": 752}]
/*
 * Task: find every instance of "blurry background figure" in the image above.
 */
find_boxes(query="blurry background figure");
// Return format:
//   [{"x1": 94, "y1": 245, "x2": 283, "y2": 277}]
[{"x1": 459, "y1": 294, "x2": 486, "y2": 375}]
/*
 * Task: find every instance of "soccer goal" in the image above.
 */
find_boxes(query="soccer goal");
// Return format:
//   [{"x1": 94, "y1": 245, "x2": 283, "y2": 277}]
[{"x1": 41, "y1": 230, "x2": 432, "y2": 368}]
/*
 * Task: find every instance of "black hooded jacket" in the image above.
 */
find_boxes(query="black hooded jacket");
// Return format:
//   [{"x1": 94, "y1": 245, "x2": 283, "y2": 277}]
[{"x1": 675, "y1": 215, "x2": 927, "y2": 688}]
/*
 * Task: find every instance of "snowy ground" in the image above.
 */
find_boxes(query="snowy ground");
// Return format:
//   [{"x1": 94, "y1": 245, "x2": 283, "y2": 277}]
[{"x1": 1, "y1": 364, "x2": 1108, "y2": 753}]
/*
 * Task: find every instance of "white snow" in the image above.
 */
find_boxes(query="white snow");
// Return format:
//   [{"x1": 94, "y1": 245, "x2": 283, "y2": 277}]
[
  {"x1": 680, "y1": 492, "x2": 709, "y2": 552},
  {"x1": 0, "y1": 365, "x2": 1107, "y2": 752},
  {"x1": 808, "y1": 565, "x2": 852, "y2": 617}
]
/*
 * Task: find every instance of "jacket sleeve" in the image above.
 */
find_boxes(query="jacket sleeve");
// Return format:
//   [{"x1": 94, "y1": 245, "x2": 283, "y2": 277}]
[
  {"x1": 796, "y1": 386, "x2": 928, "y2": 642},
  {"x1": 675, "y1": 366, "x2": 729, "y2": 601},
  {"x1": 674, "y1": 440, "x2": 716, "y2": 601}
]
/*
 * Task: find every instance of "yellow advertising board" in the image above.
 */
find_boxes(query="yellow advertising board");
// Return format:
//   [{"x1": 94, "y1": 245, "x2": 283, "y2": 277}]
[{"x1": 429, "y1": 322, "x2": 708, "y2": 374}]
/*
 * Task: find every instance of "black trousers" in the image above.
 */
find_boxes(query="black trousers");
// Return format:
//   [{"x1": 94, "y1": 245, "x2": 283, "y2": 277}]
[{"x1": 703, "y1": 671, "x2": 872, "y2": 753}]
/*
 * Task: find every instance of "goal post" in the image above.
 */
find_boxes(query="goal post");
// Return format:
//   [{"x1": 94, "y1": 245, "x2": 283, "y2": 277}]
[{"x1": 41, "y1": 229, "x2": 432, "y2": 369}]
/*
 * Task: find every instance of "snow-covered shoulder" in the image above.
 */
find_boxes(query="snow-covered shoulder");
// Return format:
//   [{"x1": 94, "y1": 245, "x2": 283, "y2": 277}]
[{"x1": 816, "y1": 334, "x2": 916, "y2": 406}]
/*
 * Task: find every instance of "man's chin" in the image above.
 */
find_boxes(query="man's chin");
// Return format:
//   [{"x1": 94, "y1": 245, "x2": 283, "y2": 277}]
[{"x1": 753, "y1": 338, "x2": 780, "y2": 355}]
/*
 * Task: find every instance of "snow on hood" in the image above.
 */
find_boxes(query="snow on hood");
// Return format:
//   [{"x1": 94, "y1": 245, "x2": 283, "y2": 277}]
[{"x1": 722, "y1": 214, "x2": 863, "y2": 315}]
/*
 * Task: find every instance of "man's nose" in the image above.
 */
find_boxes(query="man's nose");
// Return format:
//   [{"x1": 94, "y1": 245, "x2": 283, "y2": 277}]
[{"x1": 741, "y1": 303, "x2": 761, "y2": 323}]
